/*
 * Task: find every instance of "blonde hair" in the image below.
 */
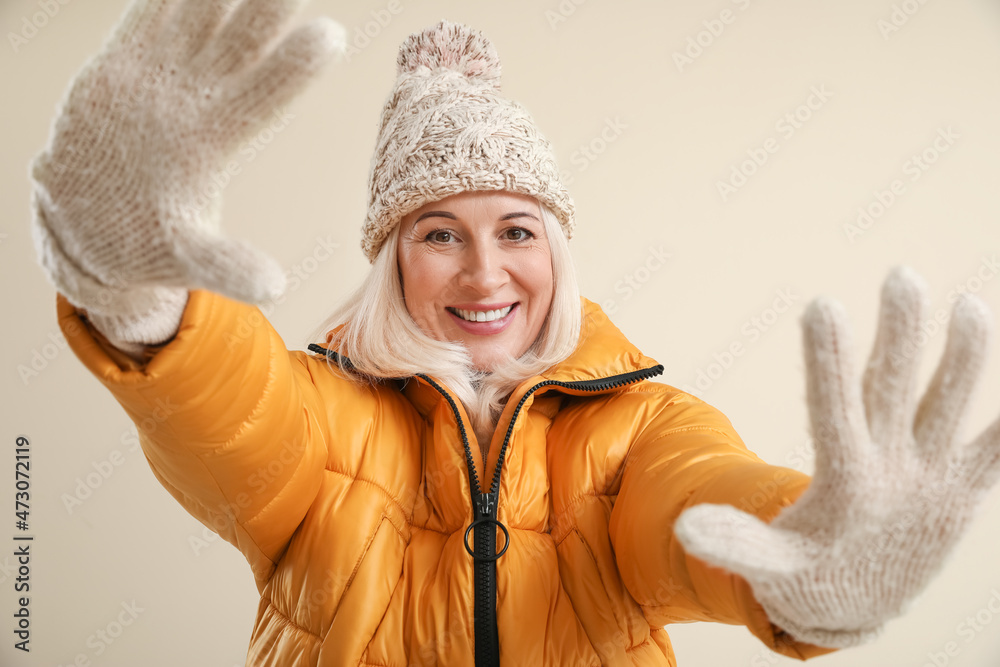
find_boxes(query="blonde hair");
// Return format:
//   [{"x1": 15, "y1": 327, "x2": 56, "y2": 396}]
[{"x1": 308, "y1": 202, "x2": 581, "y2": 454}]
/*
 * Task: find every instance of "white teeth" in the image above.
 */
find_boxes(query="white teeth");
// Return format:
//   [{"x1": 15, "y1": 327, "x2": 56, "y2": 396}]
[{"x1": 452, "y1": 305, "x2": 512, "y2": 323}]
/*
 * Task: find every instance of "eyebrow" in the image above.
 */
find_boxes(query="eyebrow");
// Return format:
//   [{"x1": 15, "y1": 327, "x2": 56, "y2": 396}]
[{"x1": 413, "y1": 210, "x2": 540, "y2": 223}]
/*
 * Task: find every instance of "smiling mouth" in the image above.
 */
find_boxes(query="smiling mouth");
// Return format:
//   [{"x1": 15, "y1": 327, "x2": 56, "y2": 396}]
[{"x1": 446, "y1": 304, "x2": 515, "y2": 323}]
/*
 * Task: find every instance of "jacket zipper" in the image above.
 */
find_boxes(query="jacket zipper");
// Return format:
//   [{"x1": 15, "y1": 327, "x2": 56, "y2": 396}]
[
  {"x1": 308, "y1": 344, "x2": 665, "y2": 666},
  {"x1": 418, "y1": 363, "x2": 664, "y2": 667}
]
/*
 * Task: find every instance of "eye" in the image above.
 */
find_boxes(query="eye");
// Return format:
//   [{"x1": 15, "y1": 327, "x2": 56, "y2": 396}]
[
  {"x1": 504, "y1": 227, "x2": 534, "y2": 241},
  {"x1": 425, "y1": 230, "x2": 453, "y2": 243}
]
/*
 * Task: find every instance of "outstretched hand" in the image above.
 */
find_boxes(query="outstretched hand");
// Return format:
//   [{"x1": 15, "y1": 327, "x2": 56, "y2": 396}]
[
  {"x1": 674, "y1": 266, "x2": 1000, "y2": 648},
  {"x1": 31, "y1": 0, "x2": 344, "y2": 332}
]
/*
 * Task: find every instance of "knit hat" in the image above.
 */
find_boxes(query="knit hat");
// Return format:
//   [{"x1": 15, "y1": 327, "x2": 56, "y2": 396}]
[{"x1": 359, "y1": 20, "x2": 575, "y2": 262}]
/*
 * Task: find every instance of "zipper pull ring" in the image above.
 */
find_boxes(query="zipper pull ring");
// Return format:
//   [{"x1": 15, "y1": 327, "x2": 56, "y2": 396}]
[{"x1": 464, "y1": 492, "x2": 510, "y2": 561}]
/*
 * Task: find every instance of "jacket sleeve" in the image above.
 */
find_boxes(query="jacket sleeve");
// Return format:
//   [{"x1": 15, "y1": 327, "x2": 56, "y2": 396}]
[
  {"x1": 607, "y1": 386, "x2": 837, "y2": 661},
  {"x1": 57, "y1": 289, "x2": 345, "y2": 589}
]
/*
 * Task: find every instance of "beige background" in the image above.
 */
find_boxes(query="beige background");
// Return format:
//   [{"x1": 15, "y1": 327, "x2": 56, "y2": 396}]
[{"x1": 3, "y1": 0, "x2": 1000, "y2": 665}]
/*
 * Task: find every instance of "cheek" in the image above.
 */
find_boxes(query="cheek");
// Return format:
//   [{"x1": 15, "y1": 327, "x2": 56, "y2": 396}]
[
  {"x1": 399, "y1": 255, "x2": 449, "y2": 321},
  {"x1": 526, "y1": 254, "x2": 554, "y2": 305}
]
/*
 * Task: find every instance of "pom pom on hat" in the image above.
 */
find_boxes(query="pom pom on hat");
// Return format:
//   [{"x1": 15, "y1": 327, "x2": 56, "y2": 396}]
[{"x1": 396, "y1": 20, "x2": 502, "y2": 89}]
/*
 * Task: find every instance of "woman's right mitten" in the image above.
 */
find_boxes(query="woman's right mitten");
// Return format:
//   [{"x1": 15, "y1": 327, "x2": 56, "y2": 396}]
[{"x1": 30, "y1": 0, "x2": 345, "y2": 348}]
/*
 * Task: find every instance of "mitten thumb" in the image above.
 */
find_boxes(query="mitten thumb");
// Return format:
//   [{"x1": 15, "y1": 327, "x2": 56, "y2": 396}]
[
  {"x1": 173, "y1": 231, "x2": 287, "y2": 304},
  {"x1": 675, "y1": 504, "x2": 809, "y2": 579}
]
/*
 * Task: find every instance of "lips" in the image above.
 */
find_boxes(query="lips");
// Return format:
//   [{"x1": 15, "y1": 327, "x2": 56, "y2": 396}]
[
  {"x1": 446, "y1": 303, "x2": 519, "y2": 335},
  {"x1": 448, "y1": 305, "x2": 513, "y2": 323}
]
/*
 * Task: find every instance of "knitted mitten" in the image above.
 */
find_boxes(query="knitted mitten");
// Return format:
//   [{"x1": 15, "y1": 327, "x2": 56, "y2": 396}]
[
  {"x1": 675, "y1": 265, "x2": 1000, "y2": 648},
  {"x1": 29, "y1": 0, "x2": 344, "y2": 351}
]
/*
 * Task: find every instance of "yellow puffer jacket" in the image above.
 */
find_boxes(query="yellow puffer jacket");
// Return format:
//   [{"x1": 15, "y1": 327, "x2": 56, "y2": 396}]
[{"x1": 57, "y1": 290, "x2": 835, "y2": 666}]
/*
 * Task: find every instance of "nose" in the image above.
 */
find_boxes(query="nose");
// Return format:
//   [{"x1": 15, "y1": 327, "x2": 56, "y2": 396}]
[{"x1": 457, "y1": 241, "x2": 509, "y2": 295}]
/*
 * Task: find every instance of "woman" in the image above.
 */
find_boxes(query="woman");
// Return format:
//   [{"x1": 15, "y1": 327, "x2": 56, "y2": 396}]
[{"x1": 30, "y1": 0, "x2": 1000, "y2": 665}]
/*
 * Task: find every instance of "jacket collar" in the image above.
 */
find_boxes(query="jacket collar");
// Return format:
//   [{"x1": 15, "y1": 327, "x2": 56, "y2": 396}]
[{"x1": 539, "y1": 297, "x2": 662, "y2": 386}]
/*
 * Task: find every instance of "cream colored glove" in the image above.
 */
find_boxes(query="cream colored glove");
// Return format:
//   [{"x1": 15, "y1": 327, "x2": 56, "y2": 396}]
[
  {"x1": 30, "y1": 0, "x2": 344, "y2": 352},
  {"x1": 675, "y1": 266, "x2": 1000, "y2": 648}
]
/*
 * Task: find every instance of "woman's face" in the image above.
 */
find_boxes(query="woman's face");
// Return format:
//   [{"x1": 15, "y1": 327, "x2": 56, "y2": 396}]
[{"x1": 397, "y1": 190, "x2": 554, "y2": 372}]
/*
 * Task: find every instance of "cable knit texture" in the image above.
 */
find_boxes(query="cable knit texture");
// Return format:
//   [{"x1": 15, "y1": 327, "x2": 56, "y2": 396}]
[
  {"x1": 28, "y1": 0, "x2": 344, "y2": 349},
  {"x1": 360, "y1": 20, "x2": 575, "y2": 262},
  {"x1": 675, "y1": 265, "x2": 1000, "y2": 648}
]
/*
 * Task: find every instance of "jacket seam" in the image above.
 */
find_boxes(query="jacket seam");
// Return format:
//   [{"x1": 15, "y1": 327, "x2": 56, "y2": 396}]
[
  {"x1": 298, "y1": 351, "x2": 339, "y2": 459},
  {"x1": 625, "y1": 386, "x2": 718, "y2": 447},
  {"x1": 325, "y1": 469, "x2": 416, "y2": 532},
  {"x1": 330, "y1": 514, "x2": 391, "y2": 622},
  {"x1": 640, "y1": 425, "x2": 735, "y2": 449},
  {"x1": 552, "y1": 492, "x2": 609, "y2": 545},
  {"x1": 359, "y1": 559, "x2": 407, "y2": 666},
  {"x1": 570, "y1": 527, "x2": 641, "y2": 656},
  {"x1": 259, "y1": 594, "x2": 322, "y2": 639},
  {"x1": 240, "y1": 432, "x2": 318, "y2": 529},
  {"x1": 326, "y1": 469, "x2": 461, "y2": 538}
]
